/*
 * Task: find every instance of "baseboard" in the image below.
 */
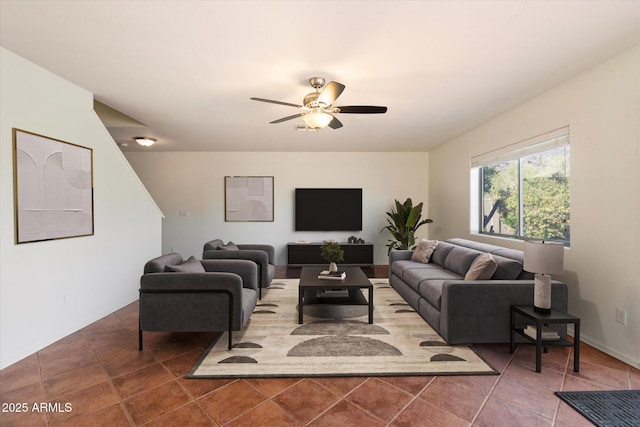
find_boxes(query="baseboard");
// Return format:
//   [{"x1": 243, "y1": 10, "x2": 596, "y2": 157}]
[{"x1": 576, "y1": 330, "x2": 639, "y2": 370}]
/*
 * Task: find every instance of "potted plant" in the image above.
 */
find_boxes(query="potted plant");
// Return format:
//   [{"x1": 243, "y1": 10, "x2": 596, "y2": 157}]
[
  {"x1": 381, "y1": 198, "x2": 433, "y2": 253},
  {"x1": 320, "y1": 241, "x2": 344, "y2": 272}
]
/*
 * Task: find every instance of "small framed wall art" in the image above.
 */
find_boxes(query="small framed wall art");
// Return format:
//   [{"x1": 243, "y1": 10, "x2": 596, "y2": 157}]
[
  {"x1": 13, "y1": 128, "x2": 94, "y2": 243},
  {"x1": 225, "y1": 176, "x2": 274, "y2": 222}
]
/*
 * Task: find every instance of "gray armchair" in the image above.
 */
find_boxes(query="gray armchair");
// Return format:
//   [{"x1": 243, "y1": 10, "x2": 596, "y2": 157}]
[
  {"x1": 202, "y1": 239, "x2": 275, "y2": 299},
  {"x1": 139, "y1": 253, "x2": 258, "y2": 351}
]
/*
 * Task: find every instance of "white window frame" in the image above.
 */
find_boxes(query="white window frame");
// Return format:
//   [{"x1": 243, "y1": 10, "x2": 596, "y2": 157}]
[{"x1": 470, "y1": 127, "x2": 570, "y2": 245}]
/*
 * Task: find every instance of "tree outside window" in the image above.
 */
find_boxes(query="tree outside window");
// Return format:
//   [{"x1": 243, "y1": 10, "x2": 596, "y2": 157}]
[{"x1": 481, "y1": 144, "x2": 570, "y2": 244}]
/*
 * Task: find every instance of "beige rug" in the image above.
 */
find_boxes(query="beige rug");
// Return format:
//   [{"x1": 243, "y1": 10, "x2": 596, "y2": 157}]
[{"x1": 188, "y1": 279, "x2": 497, "y2": 378}]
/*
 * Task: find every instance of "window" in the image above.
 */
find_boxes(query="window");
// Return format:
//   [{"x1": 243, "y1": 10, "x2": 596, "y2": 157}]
[{"x1": 471, "y1": 129, "x2": 570, "y2": 245}]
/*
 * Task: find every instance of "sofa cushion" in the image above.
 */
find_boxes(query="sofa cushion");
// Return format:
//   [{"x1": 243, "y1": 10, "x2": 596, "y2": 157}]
[
  {"x1": 443, "y1": 247, "x2": 483, "y2": 276},
  {"x1": 402, "y1": 266, "x2": 462, "y2": 297},
  {"x1": 219, "y1": 241, "x2": 239, "y2": 251},
  {"x1": 491, "y1": 247, "x2": 525, "y2": 262},
  {"x1": 430, "y1": 241, "x2": 456, "y2": 267},
  {"x1": 418, "y1": 280, "x2": 449, "y2": 310},
  {"x1": 446, "y1": 238, "x2": 502, "y2": 253},
  {"x1": 164, "y1": 256, "x2": 205, "y2": 273},
  {"x1": 391, "y1": 260, "x2": 441, "y2": 280},
  {"x1": 491, "y1": 254, "x2": 524, "y2": 280},
  {"x1": 411, "y1": 239, "x2": 438, "y2": 263},
  {"x1": 465, "y1": 253, "x2": 497, "y2": 280},
  {"x1": 404, "y1": 266, "x2": 462, "y2": 285}
]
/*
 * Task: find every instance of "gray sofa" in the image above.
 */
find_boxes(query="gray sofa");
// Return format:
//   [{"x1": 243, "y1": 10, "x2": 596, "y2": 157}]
[
  {"x1": 202, "y1": 239, "x2": 275, "y2": 299},
  {"x1": 139, "y1": 253, "x2": 258, "y2": 350},
  {"x1": 389, "y1": 238, "x2": 568, "y2": 344}
]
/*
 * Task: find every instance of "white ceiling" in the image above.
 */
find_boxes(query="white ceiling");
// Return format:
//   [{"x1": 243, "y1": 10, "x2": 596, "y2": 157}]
[{"x1": 1, "y1": 1, "x2": 639, "y2": 152}]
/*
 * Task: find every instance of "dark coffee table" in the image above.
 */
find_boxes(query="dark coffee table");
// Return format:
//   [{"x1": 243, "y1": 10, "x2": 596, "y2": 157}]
[{"x1": 298, "y1": 266, "x2": 373, "y2": 324}]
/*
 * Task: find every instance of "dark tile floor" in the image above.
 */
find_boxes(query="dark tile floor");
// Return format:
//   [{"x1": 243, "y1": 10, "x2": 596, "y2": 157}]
[{"x1": 1, "y1": 268, "x2": 638, "y2": 426}]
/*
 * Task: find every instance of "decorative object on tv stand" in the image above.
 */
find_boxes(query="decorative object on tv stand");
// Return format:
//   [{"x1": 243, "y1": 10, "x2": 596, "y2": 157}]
[
  {"x1": 524, "y1": 240, "x2": 564, "y2": 313},
  {"x1": 320, "y1": 241, "x2": 344, "y2": 272},
  {"x1": 381, "y1": 198, "x2": 433, "y2": 253}
]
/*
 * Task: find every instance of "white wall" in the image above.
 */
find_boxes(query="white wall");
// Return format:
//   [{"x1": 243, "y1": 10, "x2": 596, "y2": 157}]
[
  {"x1": 0, "y1": 48, "x2": 163, "y2": 369},
  {"x1": 428, "y1": 45, "x2": 640, "y2": 368},
  {"x1": 124, "y1": 151, "x2": 430, "y2": 265}
]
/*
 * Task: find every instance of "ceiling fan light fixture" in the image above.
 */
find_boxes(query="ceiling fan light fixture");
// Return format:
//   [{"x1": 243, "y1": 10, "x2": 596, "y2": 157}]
[
  {"x1": 134, "y1": 137, "x2": 156, "y2": 147},
  {"x1": 251, "y1": 77, "x2": 387, "y2": 130},
  {"x1": 302, "y1": 110, "x2": 332, "y2": 129}
]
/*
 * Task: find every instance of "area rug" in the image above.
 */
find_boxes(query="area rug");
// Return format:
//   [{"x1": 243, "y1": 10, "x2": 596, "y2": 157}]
[
  {"x1": 188, "y1": 279, "x2": 498, "y2": 378},
  {"x1": 555, "y1": 390, "x2": 640, "y2": 427}
]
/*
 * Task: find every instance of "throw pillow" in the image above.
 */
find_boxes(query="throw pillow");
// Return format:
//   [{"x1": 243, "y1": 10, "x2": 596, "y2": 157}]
[
  {"x1": 411, "y1": 239, "x2": 439, "y2": 263},
  {"x1": 164, "y1": 256, "x2": 205, "y2": 273},
  {"x1": 219, "y1": 241, "x2": 239, "y2": 251},
  {"x1": 465, "y1": 253, "x2": 497, "y2": 280}
]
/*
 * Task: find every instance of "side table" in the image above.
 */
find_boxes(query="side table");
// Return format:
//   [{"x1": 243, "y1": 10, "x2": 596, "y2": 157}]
[{"x1": 510, "y1": 305, "x2": 580, "y2": 373}]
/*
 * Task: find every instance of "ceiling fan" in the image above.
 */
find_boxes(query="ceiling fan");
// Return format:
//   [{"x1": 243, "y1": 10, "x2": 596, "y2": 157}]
[{"x1": 250, "y1": 77, "x2": 387, "y2": 130}]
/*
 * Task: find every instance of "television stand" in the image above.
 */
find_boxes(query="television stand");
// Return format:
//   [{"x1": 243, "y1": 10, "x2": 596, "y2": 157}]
[{"x1": 287, "y1": 242, "x2": 373, "y2": 267}]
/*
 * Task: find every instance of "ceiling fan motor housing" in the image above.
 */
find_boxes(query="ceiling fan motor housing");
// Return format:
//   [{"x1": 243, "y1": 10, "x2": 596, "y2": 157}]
[
  {"x1": 308, "y1": 77, "x2": 325, "y2": 89},
  {"x1": 304, "y1": 77, "x2": 329, "y2": 108},
  {"x1": 303, "y1": 92, "x2": 323, "y2": 108}
]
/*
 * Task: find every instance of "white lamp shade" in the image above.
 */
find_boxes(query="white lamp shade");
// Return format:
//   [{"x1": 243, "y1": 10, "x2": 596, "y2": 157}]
[
  {"x1": 524, "y1": 240, "x2": 564, "y2": 275},
  {"x1": 302, "y1": 111, "x2": 333, "y2": 129}
]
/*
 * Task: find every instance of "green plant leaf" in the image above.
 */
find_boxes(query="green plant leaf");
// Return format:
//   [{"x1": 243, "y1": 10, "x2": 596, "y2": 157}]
[
  {"x1": 381, "y1": 198, "x2": 433, "y2": 253},
  {"x1": 405, "y1": 202, "x2": 422, "y2": 228}
]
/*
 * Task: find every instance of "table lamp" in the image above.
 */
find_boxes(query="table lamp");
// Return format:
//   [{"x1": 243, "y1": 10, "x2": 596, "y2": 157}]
[{"x1": 524, "y1": 240, "x2": 564, "y2": 313}]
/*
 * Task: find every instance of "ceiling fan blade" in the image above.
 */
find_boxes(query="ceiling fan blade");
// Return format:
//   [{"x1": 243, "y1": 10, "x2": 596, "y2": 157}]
[
  {"x1": 250, "y1": 97, "x2": 302, "y2": 108},
  {"x1": 269, "y1": 113, "x2": 304, "y2": 124},
  {"x1": 317, "y1": 81, "x2": 345, "y2": 106},
  {"x1": 328, "y1": 116, "x2": 343, "y2": 129},
  {"x1": 336, "y1": 105, "x2": 387, "y2": 114}
]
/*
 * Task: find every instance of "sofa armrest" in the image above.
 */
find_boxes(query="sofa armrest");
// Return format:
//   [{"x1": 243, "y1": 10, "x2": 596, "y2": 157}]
[
  {"x1": 439, "y1": 279, "x2": 568, "y2": 344},
  {"x1": 140, "y1": 271, "x2": 243, "y2": 293},
  {"x1": 200, "y1": 259, "x2": 258, "y2": 291},
  {"x1": 389, "y1": 250, "x2": 413, "y2": 278},
  {"x1": 389, "y1": 250, "x2": 413, "y2": 264},
  {"x1": 237, "y1": 244, "x2": 275, "y2": 264}
]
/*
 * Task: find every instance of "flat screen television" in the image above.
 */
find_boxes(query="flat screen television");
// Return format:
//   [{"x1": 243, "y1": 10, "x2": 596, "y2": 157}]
[{"x1": 295, "y1": 188, "x2": 363, "y2": 231}]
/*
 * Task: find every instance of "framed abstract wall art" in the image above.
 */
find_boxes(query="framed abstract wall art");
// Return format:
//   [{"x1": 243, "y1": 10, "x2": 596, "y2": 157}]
[
  {"x1": 13, "y1": 128, "x2": 94, "y2": 243},
  {"x1": 224, "y1": 176, "x2": 274, "y2": 222}
]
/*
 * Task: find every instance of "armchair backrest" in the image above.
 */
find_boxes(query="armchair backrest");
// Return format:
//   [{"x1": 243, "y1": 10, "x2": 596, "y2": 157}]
[
  {"x1": 143, "y1": 253, "x2": 184, "y2": 273},
  {"x1": 203, "y1": 239, "x2": 225, "y2": 252},
  {"x1": 201, "y1": 240, "x2": 275, "y2": 295},
  {"x1": 201, "y1": 259, "x2": 258, "y2": 291},
  {"x1": 237, "y1": 244, "x2": 275, "y2": 265},
  {"x1": 203, "y1": 240, "x2": 275, "y2": 265}
]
